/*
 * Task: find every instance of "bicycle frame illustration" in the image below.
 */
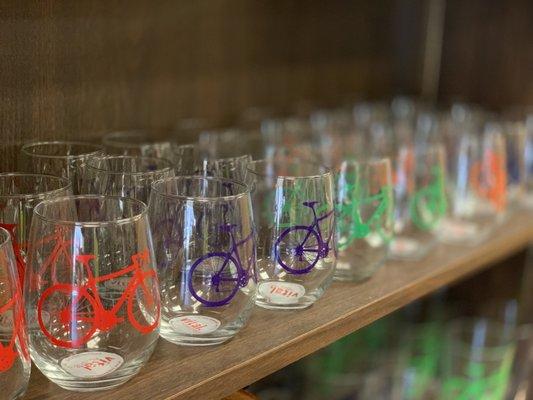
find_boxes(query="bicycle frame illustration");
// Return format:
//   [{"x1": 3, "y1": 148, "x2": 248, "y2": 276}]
[
  {"x1": 274, "y1": 201, "x2": 334, "y2": 274},
  {"x1": 409, "y1": 165, "x2": 447, "y2": 230},
  {"x1": 336, "y1": 185, "x2": 391, "y2": 250},
  {"x1": 470, "y1": 150, "x2": 507, "y2": 211},
  {"x1": 37, "y1": 249, "x2": 159, "y2": 349},
  {"x1": 188, "y1": 225, "x2": 255, "y2": 307},
  {"x1": 0, "y1": 224, "x2": 26, "y2": 287},
  {"x1": 0, "y1": 290, "x2": 27, "y2": 372}
]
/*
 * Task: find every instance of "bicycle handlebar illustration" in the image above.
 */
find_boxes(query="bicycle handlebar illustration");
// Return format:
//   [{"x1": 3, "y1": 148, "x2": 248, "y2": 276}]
[
  {"x1": 37, "y1": 249, "x2": 159, "y2": 349},
  {"x1": 409, "y1": 166, "x2": 447, "y2": 230},
  {"x1": 188, "y1": 225, "x2": 255, "y2": 307},
  {"x1": 337, "y1": 186, "x2": 391, "y2": 250},
  {"x1": 0, "y1": 291, "x2": 27, "y2": 372},
  {"x1": 274, "y1": 201, "x2": 334, "y2": 274}
]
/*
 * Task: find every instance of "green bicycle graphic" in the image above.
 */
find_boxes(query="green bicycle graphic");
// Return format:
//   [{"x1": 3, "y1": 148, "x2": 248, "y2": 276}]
[
  {"x1": 442, "y1": 360, "x2": 512, "y2": 400},
  {"x1": 336, "y1": 180, "x2": 392, "y2": 251},
  {"x1": 409, "y1": 165, "x2": 447, "y2": 231}
]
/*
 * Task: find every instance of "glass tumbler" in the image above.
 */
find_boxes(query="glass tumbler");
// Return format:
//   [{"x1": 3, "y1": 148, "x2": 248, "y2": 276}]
[
  {"x1": 25, "y1": 195, "x2": 160, "y2": 391},
  {"x1": 441, "y1": 124, "x2": 507, "y2": 246},
  {"x1": 246, "y1": 158, "x2": 336, "y2": 310},
  {"x1": 0, "y1": 173, "x2": 72, "y2": 286},
  {"x1": 83, "y1": 155, "x2": 174, "y2": 203},
  {"x1": 20, "y1": 141, "x2": 104, "y2": 194},
  {"x1": 0, "y1": 228, "x2": 31, "y2": 399},
  {"x1": 149, "y1": 177, "x2": 256, "y2": 346},
  {"x1": 390, "y1": 144, "x2": 447, "y2": 261},
  {"x1": 335, "y1": 158, "x2": 393, "y2": 282},
  {"x1": 441, "y1": 319, "x2": 515, "y2": 400}
]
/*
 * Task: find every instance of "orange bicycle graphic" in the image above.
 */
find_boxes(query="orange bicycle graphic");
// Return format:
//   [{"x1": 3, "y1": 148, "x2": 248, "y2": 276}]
[
  {"x1": 0, "y1": 290, "x2": 27, "y2": 372},
  {"x1": 37, "y1": 249, "x2": 159, "y2": 349},
  {"x1": 469, "y1": 150, "x2": 507, "y2": 211}
]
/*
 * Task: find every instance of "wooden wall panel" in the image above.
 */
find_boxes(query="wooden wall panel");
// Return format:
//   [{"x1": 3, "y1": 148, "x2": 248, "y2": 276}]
[
  {"x1": 438, "y1": 0, "x2": 533, "y2": 111},
  {"x1": 0, "y1": 0, "x2": 414, "y2": 170}
]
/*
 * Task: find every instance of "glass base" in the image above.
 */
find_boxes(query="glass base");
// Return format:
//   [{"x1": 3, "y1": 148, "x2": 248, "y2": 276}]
[
  {"x1": 51, "y1": 375, "x2": 133, "y2": 392},
  {"x1": 160, "y1": 333, "x2": 234, "y2": 346},
  {"x1": 254, "y1": 298, "x2": 314, "y2": 310},
  {"x1": 389, "y1": 237, "x2": 434, "y2": 261},
  {"x1": 333, "y1": 256, "x2": 385, "y2": 283}
]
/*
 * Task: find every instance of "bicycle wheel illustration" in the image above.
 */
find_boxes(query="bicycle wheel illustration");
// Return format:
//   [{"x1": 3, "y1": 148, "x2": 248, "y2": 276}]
[
  {"x1": 37, "y1": 284, "x2": 98, "y2": 349},
  {"x1": 188, "y1": 253, "x2": 241, "y2": 307},
  {"x1": 409, "y1": 186, "x2": 445, "y2": 231},
  {"x1": 275, "y1": 226, "x2": 320, "y2": 274},
  {"x1": 127, "y1": 270, "x2": 160, "y2": 334}
]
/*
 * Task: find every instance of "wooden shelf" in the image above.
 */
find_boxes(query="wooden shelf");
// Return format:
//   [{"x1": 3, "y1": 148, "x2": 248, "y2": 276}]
[{"x1": 26, "y1": 211, "x2": 533, "y2": 400}]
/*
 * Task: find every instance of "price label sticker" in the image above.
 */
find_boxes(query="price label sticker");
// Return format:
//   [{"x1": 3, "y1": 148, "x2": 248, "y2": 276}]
[
  {"x1": 258, "y1": 282, "x2": 305, "y2": 304},
  {"x1": 61, "y1": 351, "x2": 124, "y2": 378},
  {"x1": 390, "y1": 238, "x2": 419, "y2": 257},
  {"x1": 169, "y1": 315, "x2": 220, "y2": 335}
]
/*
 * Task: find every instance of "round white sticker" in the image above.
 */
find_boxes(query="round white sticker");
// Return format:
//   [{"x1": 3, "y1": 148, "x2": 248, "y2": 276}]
[
  {"x1": 258, "y1": 282, "x2": 305, "y2": 304},
  {"x1": 169, "y1": 315, "x2": 221, "y2": 335},
  {"x1": 61, "y1": 351, "x2": 124, "y2": 378},
  {"x1": 390, "y1": 238, "x2": 419, "y2": 256}
]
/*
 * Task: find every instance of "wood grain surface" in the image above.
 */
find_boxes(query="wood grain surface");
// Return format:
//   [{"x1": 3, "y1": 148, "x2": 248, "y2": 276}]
[
  {"x1": 0, "y1": 0, "x2": 413, "y2": 171},
  {"x1": 25, "y1": 210, "x2": 533, "y2": 400}
]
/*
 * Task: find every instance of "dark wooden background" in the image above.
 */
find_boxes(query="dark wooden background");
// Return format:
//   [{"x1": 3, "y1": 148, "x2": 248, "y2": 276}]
[{"x1": 1, "y1": 0, "x2": 532, "y2": 170}]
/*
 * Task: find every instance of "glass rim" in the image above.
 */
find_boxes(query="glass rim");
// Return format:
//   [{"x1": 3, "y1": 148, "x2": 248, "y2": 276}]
[
  {"x1": 0, "y1": 173, "x2": 72, "y2": 199},
  {"x1": 33, "y1": 195, "x2": 148, "y2": 227},
  {"x1": 215, "y1": 153, "x2": 252, "y2": 163},
  {"x1": 151, "y1": 175, "x2": 251, "y2": 202},
  {"x1": 340, "y1": 156, "x2": 391, "y2": 168},
  {"x1": 21, "y1": 141, "x2": 104, "y2": 159},
  {"x1": 102, "y1": 130, "x2": 172, "y2": 147},
  {"x1": 85, "y1": 155, "x2": 174, "y2": 176},
  {"x1": 246, "y1": 158, "x2": 332, "y2": 180},
  {"x1": 0, "y1": 226, "x2": 12, "y2": 249}
]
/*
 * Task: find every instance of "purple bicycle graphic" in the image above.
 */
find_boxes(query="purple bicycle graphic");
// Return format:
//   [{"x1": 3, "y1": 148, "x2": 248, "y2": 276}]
[
  {"x1": 274, "y1": 201, "x2": 334, "y2": 274},
  {"x1": 188, "y1": 224, "x2": 255, "y2": 307}
]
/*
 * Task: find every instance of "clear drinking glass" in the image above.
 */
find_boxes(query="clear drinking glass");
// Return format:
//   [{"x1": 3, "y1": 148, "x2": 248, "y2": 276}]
[
  {"x1": 441, "y1": 319, "x2": 515, "y2": 400},
  {"x1": 149, "y1": 176, "x2": 256, "y2": 346},
  {"x1": 390, "y1": 144, "x2": 447, "y2": 260},
  {"x1": 103, "y1": 130, "x2": 174, "y2": 158},
  {"x1": 0, "y1": 228, "x2": 31, "y2": 399},
  {"x1": 246, "y1": 157, "x2": 336, "y2": 310},
  {"x1": 25, "y1": 195, "x2": 160, "y2": 391},
  {"x1": 20, "y1": 141, "x2": 104, "y2": 194},
  {"x1": 335, "y1": 158, "x2": 394, "y2": 282},
  {"x1": 0, "y1": 173, "x2": 72, "y2": 285},
  {"x1": 83, "y1": 155, "x2": 174, "y2": 203},
  {"x1": 441, "y1": 124, "x2": 507, "y2": 245}
]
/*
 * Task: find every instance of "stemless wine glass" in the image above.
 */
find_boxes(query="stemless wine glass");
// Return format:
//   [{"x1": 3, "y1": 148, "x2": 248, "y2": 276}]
[
  {"x1": 335, "y1": 158, "x2": 394, "y2": 282},
  {"x1": 103, "y1": 130, "x2": 174, "y2": 159},
  {"x1": 0, "y1": 173, "x2": 72, "y2": 285},
  {"x1": 25, "y1": 195, "x2": 160, "y2": 391},
  {"x1": 150, "y1": 176, "x2": 256, "y2": 346},
  {"x1": 441, "y1": 124, "x2": 507, "y2": 245},
  {"x1": 83, "y1": 155, "x2": 174, "y2": 204},
  {"x1": 246, "y1": 157, "x2": 336, "y2": 310},
  {"x1": 441, "y1": 319, "x2": 515, "y2": 400},
  {"x1": 20, "y1": 141, "x2": 104, "y2": 194},
  {"x1": 0, "y1": 228, "x2": 31, "y2": 399},
  {"x1": 390, "y1": 144, "x2": 447, "y2": 260}
]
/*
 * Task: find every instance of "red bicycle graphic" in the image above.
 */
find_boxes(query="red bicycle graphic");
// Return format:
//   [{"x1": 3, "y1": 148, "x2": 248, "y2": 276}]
[
  {"x1": 0, "y1": 290, "x2": 27, "y2": 372},
  {"x1": 37, "y1": 249, "x2": 159, "y2": 349},
  {"x1": 0, "y1": 224, "x2": 26, "y2": 287}
]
